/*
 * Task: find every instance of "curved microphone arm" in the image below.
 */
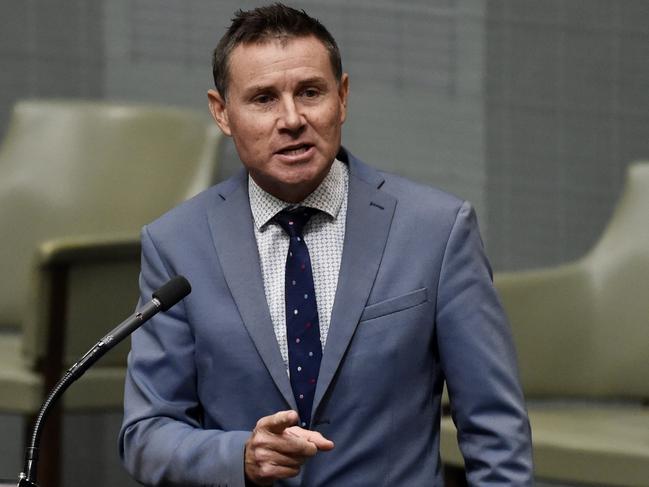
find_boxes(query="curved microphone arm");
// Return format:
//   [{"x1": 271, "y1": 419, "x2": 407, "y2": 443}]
[{"x1": 18, "y1": 275, "x2": 190, "y2": 487}]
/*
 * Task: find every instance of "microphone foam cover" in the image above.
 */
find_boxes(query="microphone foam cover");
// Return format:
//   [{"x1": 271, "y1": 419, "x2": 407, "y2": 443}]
[{"x1": 152, "y1": 276, "x2": 191, "y2": 311}]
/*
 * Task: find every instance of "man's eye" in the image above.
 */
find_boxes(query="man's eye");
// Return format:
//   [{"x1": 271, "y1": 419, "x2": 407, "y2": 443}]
[
  {"x1": 253, "y1": 94, "x2": 273, "y2": 104},
  {"x1": 302, "y1": 88, "x2": 320, "y2": 98}
]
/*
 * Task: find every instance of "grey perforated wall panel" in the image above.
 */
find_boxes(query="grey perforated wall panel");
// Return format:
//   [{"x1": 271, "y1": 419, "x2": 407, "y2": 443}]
[
  {"x1": 485, "y1": 0, "x2": 649, "y2": 269},
  {"x1": 101, "y1": 0, "x2": 487, "y2": 222},
  {"x1": 1, "y1": 0, "x2": 648, "y2": 266}
]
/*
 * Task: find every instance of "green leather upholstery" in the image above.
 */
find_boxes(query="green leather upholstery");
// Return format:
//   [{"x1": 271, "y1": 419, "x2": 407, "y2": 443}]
[
  {"x1": 0, "y1": 99, "x2": 221, "y2": 413},
  {"x1": 441, "y1": 162, "x2": 649, "y2": 486}
]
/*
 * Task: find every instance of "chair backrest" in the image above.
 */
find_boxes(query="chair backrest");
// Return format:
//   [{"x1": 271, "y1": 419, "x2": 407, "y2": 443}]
[
  {"x1": 498, "y1": 162, "x2": 649, "y2": 399},
  {"x1": 581, "y1": 162, "x2": 649, "y2": 397},
  {"x1": 0, "y1": 99, "x2": 220, "y2": 333}
]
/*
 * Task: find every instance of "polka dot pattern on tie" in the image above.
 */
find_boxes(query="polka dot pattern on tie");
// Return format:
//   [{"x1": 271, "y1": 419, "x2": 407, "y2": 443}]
[{"x1": 274, "y1": 206, "x2": 323, "y2": 426}]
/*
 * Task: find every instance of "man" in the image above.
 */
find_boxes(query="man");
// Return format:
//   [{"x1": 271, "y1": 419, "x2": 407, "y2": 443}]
[{"x1": 120, "y1": 4, "x2": 533, "y2": 486}]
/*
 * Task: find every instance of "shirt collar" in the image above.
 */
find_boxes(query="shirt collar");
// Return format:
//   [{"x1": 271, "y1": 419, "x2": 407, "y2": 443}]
[{"x1": 249, "y1": 158, "x2": 347, "y2": 230}]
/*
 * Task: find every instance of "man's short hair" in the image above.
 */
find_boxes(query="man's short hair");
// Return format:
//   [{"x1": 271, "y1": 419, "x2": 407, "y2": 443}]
[{"x1": 212, "y1": 3, "x2": 343, "y2": 101}]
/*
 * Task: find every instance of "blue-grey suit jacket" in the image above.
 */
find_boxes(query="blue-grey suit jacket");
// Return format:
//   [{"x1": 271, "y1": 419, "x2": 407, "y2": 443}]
[{"x1": 119, "y1": 149, "x2": 533, "y2": 486}]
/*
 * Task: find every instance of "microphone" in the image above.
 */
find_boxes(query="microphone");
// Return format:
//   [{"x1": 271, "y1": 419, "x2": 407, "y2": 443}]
[{"x1": 18, "y1": 276, "x2": 191, "y2": 487}]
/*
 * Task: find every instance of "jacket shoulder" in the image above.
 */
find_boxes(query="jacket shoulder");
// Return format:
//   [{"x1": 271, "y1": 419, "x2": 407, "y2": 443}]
[
  {"x1": 346, "y1": 151, "x2": 466, "y2": 218},
  {"x1": 380, "y1": 170, "x2": 464, "y2": 210},
  {"x1": 145, "y1": 172, "x2": 244, "y2": 237}
]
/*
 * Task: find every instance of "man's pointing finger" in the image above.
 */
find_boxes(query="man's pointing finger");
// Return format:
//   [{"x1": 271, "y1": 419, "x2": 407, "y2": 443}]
[{"x1": 261, "y1": 410, "x2": 300, "y2": 435}]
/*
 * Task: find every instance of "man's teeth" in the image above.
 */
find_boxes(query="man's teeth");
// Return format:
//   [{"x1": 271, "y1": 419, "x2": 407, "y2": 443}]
[{"x1": 281, "y1": 146, "x2": 309, "y2": 156}]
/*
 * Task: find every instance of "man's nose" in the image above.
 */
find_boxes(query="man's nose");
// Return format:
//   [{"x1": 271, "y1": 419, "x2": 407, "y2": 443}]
[{"x1": 277, "y1": 97, "x2": 305, "y2": 132}]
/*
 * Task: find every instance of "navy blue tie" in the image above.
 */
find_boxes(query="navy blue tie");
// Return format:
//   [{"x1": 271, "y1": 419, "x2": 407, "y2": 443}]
[{"x1": 274, "y1": 207, "x2": 322, "y2": 428}]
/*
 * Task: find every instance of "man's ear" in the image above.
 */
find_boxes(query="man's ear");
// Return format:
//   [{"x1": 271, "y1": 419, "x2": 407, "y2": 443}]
[
  {"x1": 338, "y1": 73, "x2": 350, "y2": 124},
  {"x1": 207, "y1": 89, "x2": 231, "y2": 136}
]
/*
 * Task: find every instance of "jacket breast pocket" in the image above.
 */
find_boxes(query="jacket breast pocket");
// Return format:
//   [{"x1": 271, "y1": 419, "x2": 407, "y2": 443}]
[{"x1": 359, "y1": 287, "x2": 428, "y2": 322}]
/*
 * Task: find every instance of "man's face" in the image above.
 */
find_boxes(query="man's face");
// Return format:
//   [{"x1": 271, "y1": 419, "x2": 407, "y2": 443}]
[{"x1": 208, "y1": 35, "x2": 349, "y2": 203}]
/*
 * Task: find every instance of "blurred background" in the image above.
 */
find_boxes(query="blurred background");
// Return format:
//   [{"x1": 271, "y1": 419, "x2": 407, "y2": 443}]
[{"x1": 1, "y1": 1, "x2": 648, "y2": 486}]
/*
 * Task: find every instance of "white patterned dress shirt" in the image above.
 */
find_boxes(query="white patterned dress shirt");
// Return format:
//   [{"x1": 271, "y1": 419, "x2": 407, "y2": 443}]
[{"x1": 248, "y1": 159, "x2": 349, "y2": 370}]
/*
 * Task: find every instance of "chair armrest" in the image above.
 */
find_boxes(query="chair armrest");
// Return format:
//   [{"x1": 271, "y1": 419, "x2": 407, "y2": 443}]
[
  {"x1": 24, "y1": 234, "x2": 143, "y2": 370},
  {"x1": 36, "y1": 234, "x2": 141, "y2": 266},
  {"x1": 495, "y1": 261, "x2": 591, "y2": 320}
]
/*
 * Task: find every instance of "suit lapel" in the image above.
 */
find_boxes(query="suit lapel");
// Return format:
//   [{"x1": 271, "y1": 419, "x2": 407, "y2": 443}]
[
  {"x1": 312, "y1": 158, "x2": 396, "y2": 418},
  {"x1": 206, "y1": 174, "x2": 297, "y2": 411}
]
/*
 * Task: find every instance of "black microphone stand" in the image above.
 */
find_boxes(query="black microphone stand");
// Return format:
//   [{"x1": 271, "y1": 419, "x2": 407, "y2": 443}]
[
  {"x1": 16, "y1": 275, "x2": 190, "y2": 487},
  {"x1": 17, "y1": 298, "x2": 162, "y2": 487}
]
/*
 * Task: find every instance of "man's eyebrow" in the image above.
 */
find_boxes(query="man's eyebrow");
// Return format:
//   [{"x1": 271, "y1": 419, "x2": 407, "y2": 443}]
[
  {"x1": 296, "y1": 76, "x2": 328, "y2": 87},
  {"x1": 241, "y1": 83, "x2": 276, "y2": 97},
  {"x1": 242, "y1": 77, "x2": 330, "y2": 97}
]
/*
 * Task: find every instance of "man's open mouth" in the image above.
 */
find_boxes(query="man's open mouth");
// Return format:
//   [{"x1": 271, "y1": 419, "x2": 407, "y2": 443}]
[{"x1": 277, "y1": 144, "x2": 313, "y2": 156}]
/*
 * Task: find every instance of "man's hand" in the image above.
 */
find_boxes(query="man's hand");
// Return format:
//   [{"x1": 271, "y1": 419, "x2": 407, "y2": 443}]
[{"x1": 244, "y1": 410, "x2": 334, "y2": 485}]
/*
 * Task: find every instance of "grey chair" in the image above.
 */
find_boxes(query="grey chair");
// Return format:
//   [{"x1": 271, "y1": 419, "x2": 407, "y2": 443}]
[
  {"x1": 0, "y1": 99, "x2": 221, "y2": 485},
  {"x1": 440, "y1": 162, "x2": 649, "y2": 486}
]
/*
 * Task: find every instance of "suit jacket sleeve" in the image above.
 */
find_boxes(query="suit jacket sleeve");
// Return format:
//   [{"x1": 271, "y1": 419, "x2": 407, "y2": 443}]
[
  {"x1": 436, "y1": 201, "x2": 533, "y2": 485},
  {"x1": 119, "y1": 225, "x2": 250, "y2": 487}
]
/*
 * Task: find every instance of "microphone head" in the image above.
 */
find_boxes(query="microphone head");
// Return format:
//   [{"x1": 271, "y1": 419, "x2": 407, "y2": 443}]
[{"x1": 152, "y1": 276, "x2": 191, "y2": 311}]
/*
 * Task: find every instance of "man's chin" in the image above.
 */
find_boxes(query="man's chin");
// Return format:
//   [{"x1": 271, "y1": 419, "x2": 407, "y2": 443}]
[
  {"x1": 261, "y1": 175, "x2": 322, "y2": 202},
  {"x1": 276, "y1": 161, "x2": 330, "y2": 184}
]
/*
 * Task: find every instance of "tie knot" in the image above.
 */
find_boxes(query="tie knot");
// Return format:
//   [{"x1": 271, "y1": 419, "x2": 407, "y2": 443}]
[{"x1": 274, "y1": 207, "x2": 318, "y2": 238}]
